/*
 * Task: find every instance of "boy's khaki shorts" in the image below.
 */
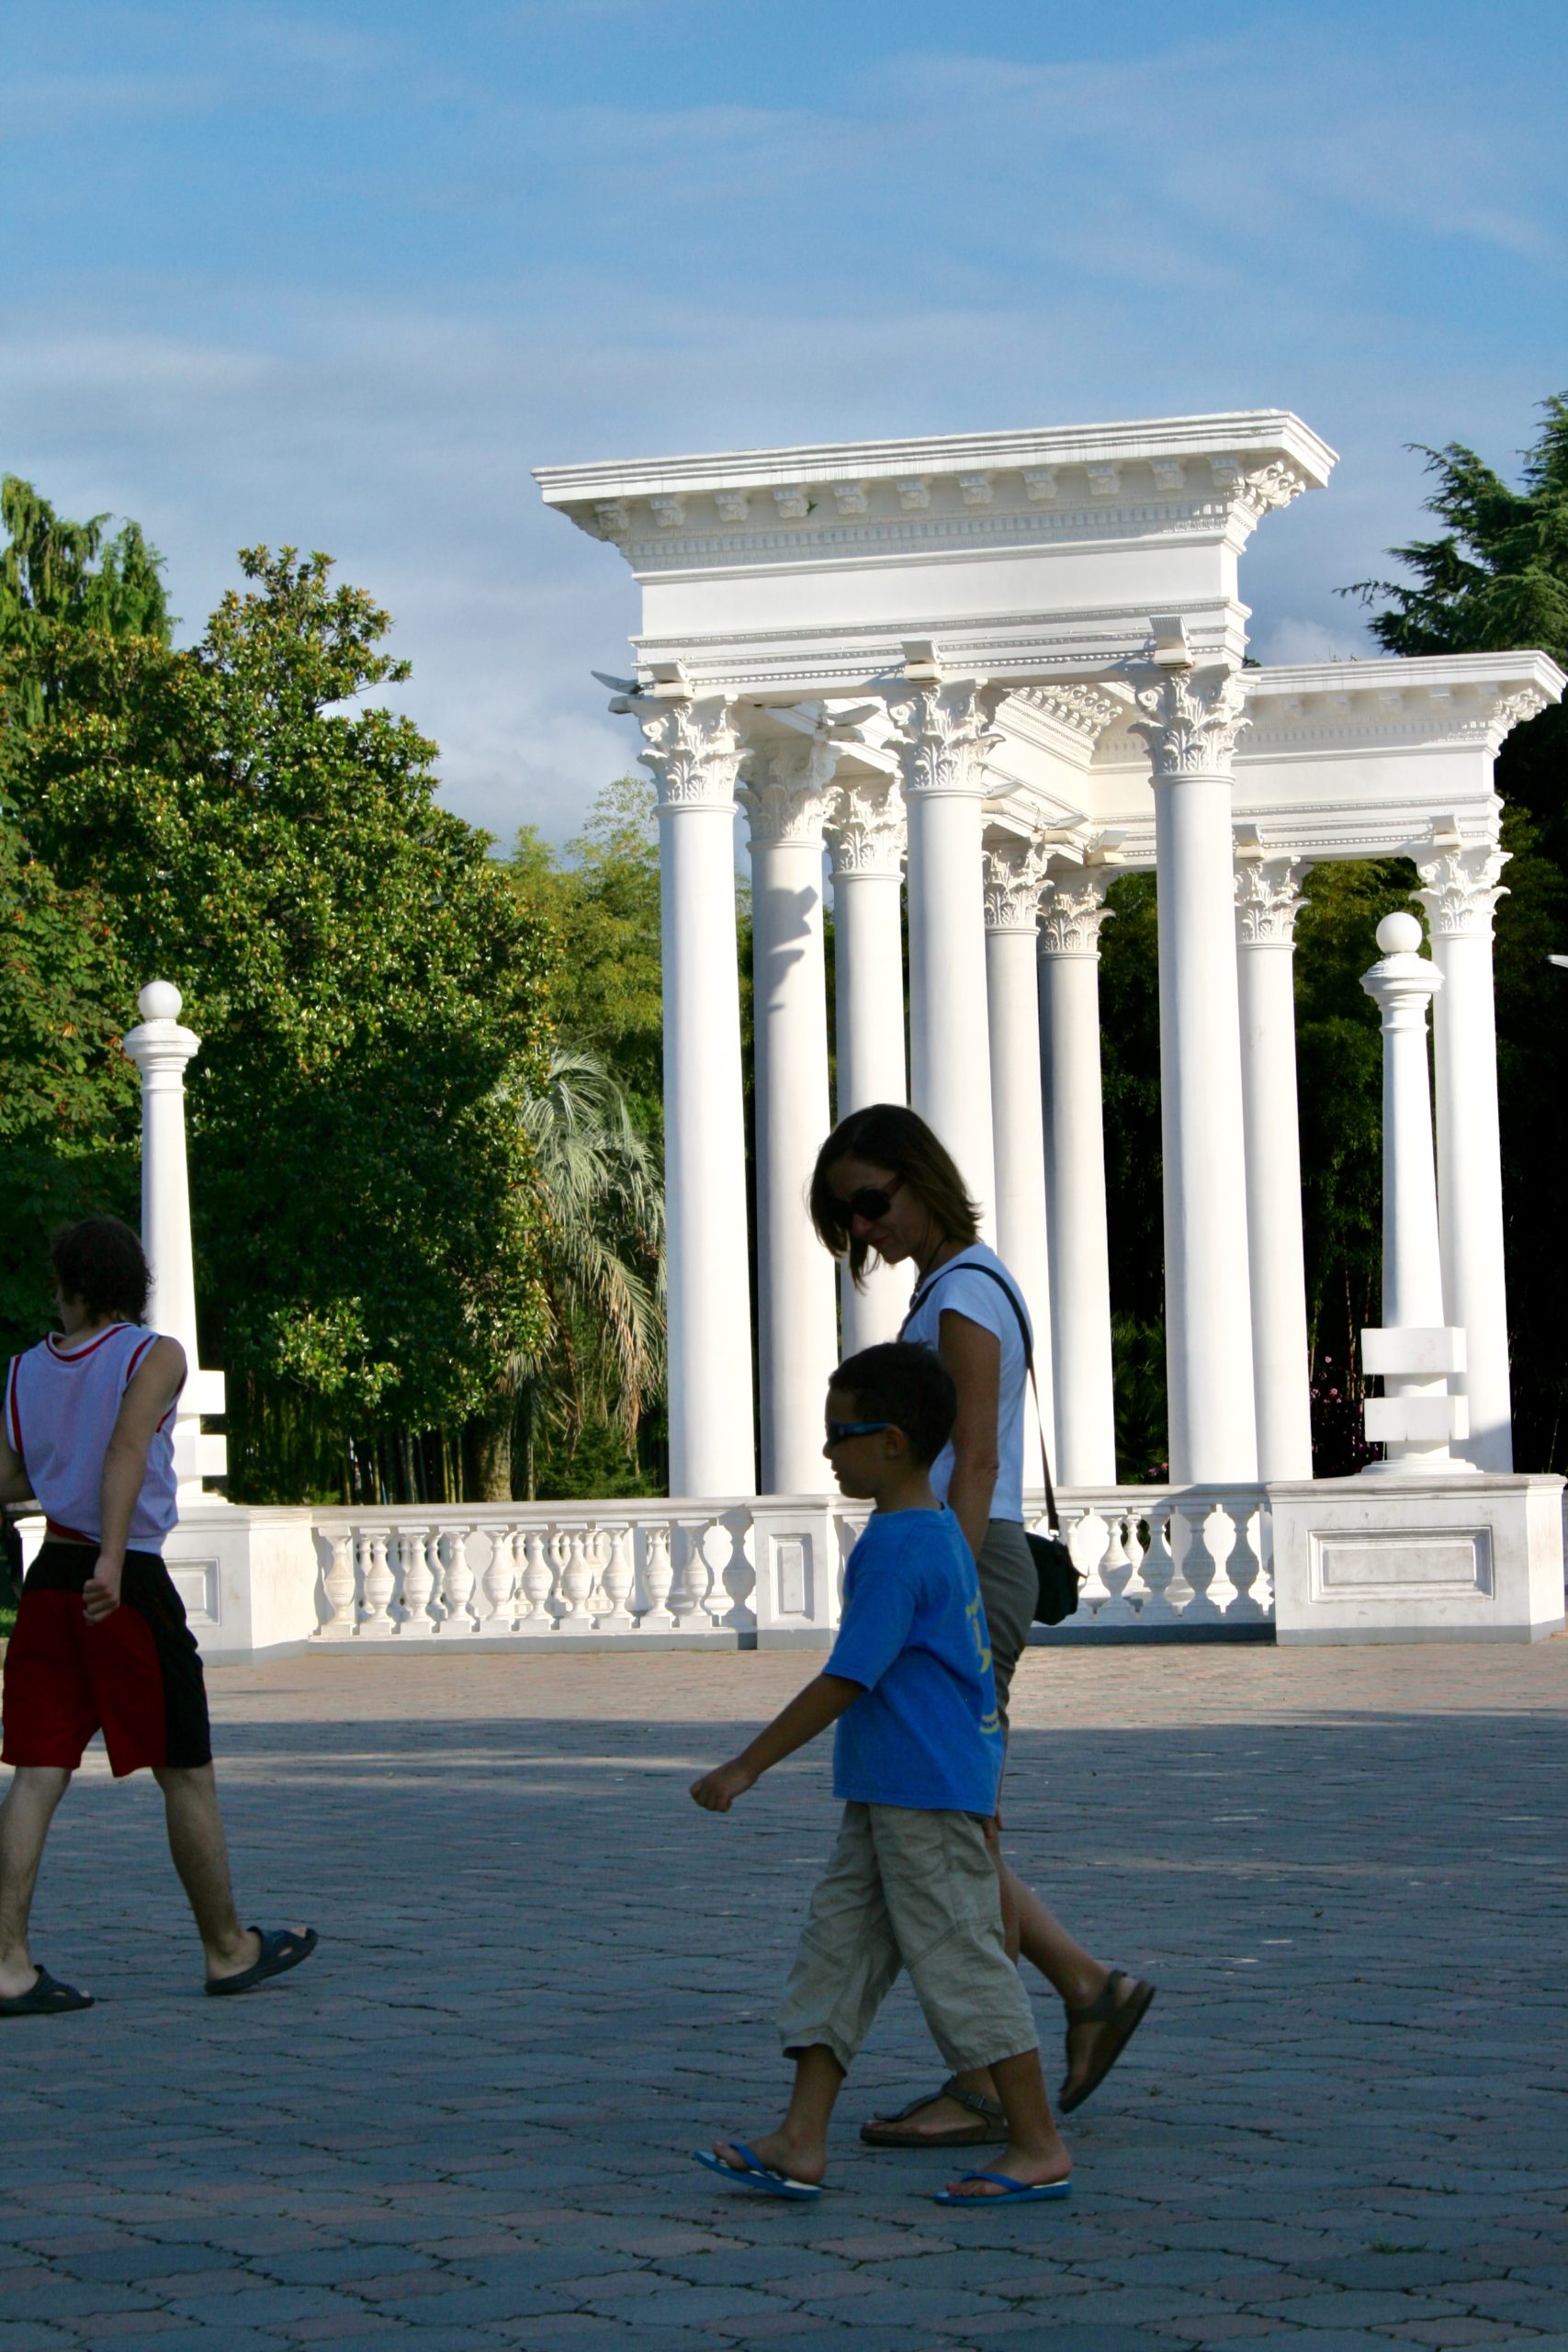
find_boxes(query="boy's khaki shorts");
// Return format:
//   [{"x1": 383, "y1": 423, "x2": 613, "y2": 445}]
[{"x1": 777, "y1": 1801, "x2": 1038, "y2": 2077}]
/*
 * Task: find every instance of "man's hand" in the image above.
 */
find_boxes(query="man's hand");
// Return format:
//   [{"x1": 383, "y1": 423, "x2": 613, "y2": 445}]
[
  {"x1": 690, "y1": 1758, "x2": 759, "y2": 1814},
  {"x1": 83, "y1": 1556, "x2": 123, "y2": 1623}
]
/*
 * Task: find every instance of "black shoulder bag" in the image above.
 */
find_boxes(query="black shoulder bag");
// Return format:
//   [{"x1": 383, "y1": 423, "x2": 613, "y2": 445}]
[{"x1": 903, "y1": 1260, "x2": 1081, "y2": 1625}]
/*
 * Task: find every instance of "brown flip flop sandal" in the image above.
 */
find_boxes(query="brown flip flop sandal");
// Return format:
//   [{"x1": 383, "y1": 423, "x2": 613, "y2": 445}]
[
  {"x1": 861, "y1": 2076, "x2": 1007, "y2": 2149},
  {"x1": 1058, "y1": 1970, "x2": 1156, "y2": 2114}
]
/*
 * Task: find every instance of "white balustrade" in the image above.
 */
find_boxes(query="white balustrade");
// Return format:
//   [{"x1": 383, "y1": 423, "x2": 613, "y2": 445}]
[{"x1": 308, "y1": 1489, "x2": 1275, "y2": 1643}]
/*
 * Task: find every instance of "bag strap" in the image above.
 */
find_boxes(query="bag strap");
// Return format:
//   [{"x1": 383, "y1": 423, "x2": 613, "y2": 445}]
[{"x1": 903, "y1": 1258, "x2": 1060, "y2": 1533}]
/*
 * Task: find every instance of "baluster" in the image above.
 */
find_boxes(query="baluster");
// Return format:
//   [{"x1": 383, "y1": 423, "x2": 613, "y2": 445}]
[
  {"x1": 637, "y1": 1523, "x2": 677, "y2": 1630},
  {"x1": 595, "y1": 1525, "x2": 637, "y2": 1630},
  {"x1": 557, "y1": 1527, "x2": 597, "y2": 1630},
  {"x1": 397, "y1": 1527, "x2": 435, "y2": 1634},
  {"x1": 438, "y1": 1524, "x2": 477, "y2": 1633},
  {"x1": 1069, "y1": 1509, "x2": 1111, "y2": 1616},
  {"x1": 702, "y1": 1517, "x2": 739, "y2": 1629},
  {"x1": 669, "y1": 1520, "x2": 709, "y2": 1628},
  {"x1": 728, "y1": 1516, "x2": 758, "y2": 1633},
  {"x1": 1165, "y1": 1503, "x2": 1204, "y2": 1618},
  {"x1": 1118, "y1": 1514, "x2": 1153, "y2": 1616},
  {"x1": 1138, "y1": 1507, "x2": 1181, "y2": 1623},
  {"x1": 357, "y1": 1527, "x2": 396, "y2": 1636},
  {"x1": 1093, "y1": 1508, "x2": 1140, "y2": 1626},
  {"x1": 320, "y1": 1532, "x2": 357, "y2": 1637},
  {"x1": 515, "y1": 1529, "x2": 556, "y2": 1634},
  {"x1": 1229, "y1": 1504, "x2": 1272, "y2": 1621},
  {"x1": 1199, "y1": 1502, "x2": 1240, "y2": 1620},
  {"x1": 478, "y1": 1526, "x2": 517, "y2": 1634}
]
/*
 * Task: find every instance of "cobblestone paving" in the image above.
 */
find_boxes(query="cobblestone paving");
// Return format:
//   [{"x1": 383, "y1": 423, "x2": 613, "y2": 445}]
[{"x1": 3, "y1": 1639, "x2": 1566, "y2": 2350}]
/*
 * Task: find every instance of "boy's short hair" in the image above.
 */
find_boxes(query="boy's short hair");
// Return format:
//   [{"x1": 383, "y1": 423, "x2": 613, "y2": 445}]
[
  {"x1": 50, "y1": 1216, "x2": 151, "y2": 1326},
  {"x1": 831, "y1": 1342, "x2": 957, "y2": 1468}
]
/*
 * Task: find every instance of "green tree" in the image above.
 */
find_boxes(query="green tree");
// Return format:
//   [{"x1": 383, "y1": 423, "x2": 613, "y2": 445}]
[
  {"x1": 1347, "y1": 396, "x2": 1568, "y2": 1468},
  {"x1": 6, "y1": 542, "x2": 557, "y2": 1498},
  {"x1": 0, "y1": 475, "x2": 171, "y2": 727}
]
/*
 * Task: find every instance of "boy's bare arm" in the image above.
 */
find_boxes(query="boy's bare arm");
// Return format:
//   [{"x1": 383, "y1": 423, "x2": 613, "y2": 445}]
[
  {"x1": 0, "y1": 1424, "x2": 33, "y2": 1505},
  {"x1": 690, "y1": 1672, "x2": 863, "y2": 1813},
  {"x1": 84, "y1": 1338, "x2": 186, "y2": 1623}
]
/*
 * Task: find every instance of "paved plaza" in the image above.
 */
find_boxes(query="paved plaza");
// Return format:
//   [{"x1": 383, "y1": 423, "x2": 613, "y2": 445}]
[{"x1": 3, "y1": 1636, "x2": 1567, "y2": 2350}]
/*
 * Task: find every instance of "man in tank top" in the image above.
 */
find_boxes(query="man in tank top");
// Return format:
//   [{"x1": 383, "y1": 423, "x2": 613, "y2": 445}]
[{"x1": 0, "y1": 1216, "x2": 318, "y2": 2017}]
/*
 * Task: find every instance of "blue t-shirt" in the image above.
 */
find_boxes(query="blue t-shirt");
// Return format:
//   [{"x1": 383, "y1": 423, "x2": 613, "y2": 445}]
[{"x1": 826, "y1": 1506, "x2": 1004, "y2": 1815}]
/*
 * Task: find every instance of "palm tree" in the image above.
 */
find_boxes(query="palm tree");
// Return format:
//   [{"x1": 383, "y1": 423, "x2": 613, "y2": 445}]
[{"x1": 472, "y1": 1046, "x2": 664, "y2": 1500}]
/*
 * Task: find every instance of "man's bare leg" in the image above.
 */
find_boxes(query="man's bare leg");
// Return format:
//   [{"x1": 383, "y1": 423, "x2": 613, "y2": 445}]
[
  {"x1": 712, "y1": 2043, "x2": 844, "y2": 2186},
  {"x1": 942, "y1": 2047, "x2": 1071, "y2": 2199},
  {"x1": 152, "y1": 1764, "x2": 261, "y2": 1984},
  {"x1": 0, "y1": 1766, "x2": 74, "y2": 1999}
]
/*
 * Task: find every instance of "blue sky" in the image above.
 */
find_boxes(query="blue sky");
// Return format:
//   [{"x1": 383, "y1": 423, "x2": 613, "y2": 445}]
[{"x1": 5, "y1": 1, "x2": 1564, "y2": 842}]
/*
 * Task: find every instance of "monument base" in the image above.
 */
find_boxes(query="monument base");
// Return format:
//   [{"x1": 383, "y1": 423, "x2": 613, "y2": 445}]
[{"x1": 1268, "y1": 1472, "x2": 1565, "y2": 1645}]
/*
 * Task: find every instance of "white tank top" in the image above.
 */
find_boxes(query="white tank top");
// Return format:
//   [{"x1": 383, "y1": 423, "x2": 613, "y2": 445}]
[{"x1": 5, "y1": 1324, "x2": 180, "y2": 1552}]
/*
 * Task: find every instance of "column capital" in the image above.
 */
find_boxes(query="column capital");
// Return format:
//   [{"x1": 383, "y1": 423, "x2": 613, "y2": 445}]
[
  {"x1": 1037, "y1": 865, "x2": 1118, "y2": 958},
  {"x1": 1234, "y1": 837, "x2": 1308, "y2": 947},
  {"x1": 635, "y1": 694, "x2": 743, "y2": 814},
  {"x1": 1128, "y1": 664, "x2": 1249, "y2": 780},
  {"x1": 982, "y1": 836, "x2": 1049, "y2": 933},
  {"x1": 739, "y1": 723, "x2": 841, "y2": 846},
  {"x1": 827, "y1": 775, "x2": 905, "y2": 878},
  {"x1": 1409, "y1": 828, "x2": 1512, "y2": 941},
  {"x1": 885, "y1": 678, "x2": 1004, "y2": 800}
]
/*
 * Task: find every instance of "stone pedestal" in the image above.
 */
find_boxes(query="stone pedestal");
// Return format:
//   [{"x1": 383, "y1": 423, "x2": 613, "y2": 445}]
[
  {"x1": 163, "y1": 1502, "x2": 321, "y2": 1657},
  {"x1": 1269, "y1": 1473, "x2": 1565, "y2": 1645},
  {"x1": 748, "y1": 1498, "x2": 843, "y2": 1648}
]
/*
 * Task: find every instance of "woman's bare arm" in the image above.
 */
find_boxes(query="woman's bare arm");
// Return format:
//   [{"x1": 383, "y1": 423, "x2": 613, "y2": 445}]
[{"x1": 938, "y1": 1307, "x2": 1001, "y2": 1561}]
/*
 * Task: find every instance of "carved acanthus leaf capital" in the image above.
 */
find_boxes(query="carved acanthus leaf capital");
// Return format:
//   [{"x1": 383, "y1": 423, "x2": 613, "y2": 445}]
[
  {"x1": 885, "y1": 680, "x2": 1004, "y2": 800},
  {"x1": 982, "y1": 838, "x2": 1050, "y2": 933},
  {"x1": 1411, "y1": 836, "x2": 1511, "y2": 940},
  {"x1": 1210, "y1": 455, "x2": 1314, "y2": 526},
  {"x1": 635, "y1": 695, "x2": 743, "y2": 814},
  {"x1": 1127, "y1": 665, "x2": 1249, "y2": 780},
  {"x1": 1037, "y1": 867, "x2": 1117, "y2": 957},
  {"x1": 1235, "y1": 846, "x2": 1308, "y2": 946},
  {"x1": 827, "y1": 775, "x2": 905, "y2": 878},
  {"x1": 739, "y1": 723, "x2": 841, "y2": 845}
]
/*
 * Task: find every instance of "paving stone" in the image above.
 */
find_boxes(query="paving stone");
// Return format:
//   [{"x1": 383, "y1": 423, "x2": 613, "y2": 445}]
[{"x1": 2, "y1": 1643, "x2": 1565, "y2": 2346}]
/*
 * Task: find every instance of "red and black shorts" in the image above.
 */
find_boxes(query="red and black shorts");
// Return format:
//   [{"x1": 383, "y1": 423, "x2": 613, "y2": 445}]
[{"x1": 2, "y1": 1541, "x2": 213, "y2": 1777}]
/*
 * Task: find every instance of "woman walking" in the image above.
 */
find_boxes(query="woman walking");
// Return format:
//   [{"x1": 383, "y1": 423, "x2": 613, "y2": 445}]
[{"x1": 810, "y1": 1103, "x2": 1154, "y2": 2147}]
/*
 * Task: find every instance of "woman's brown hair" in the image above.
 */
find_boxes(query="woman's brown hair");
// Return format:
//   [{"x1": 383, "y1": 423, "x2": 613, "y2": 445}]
[{"x1": 809, "y1": 1104, "x2": 980, "y2": 1289}]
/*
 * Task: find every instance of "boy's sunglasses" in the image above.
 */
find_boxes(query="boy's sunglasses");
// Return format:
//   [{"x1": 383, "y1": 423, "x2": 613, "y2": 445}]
[
  {"x1": 825, "y1": 1420, "x2": 892, "y2": 1447},
  {"x1": 832, "y1": 1174, "x2": 904, "y2": 1226}
]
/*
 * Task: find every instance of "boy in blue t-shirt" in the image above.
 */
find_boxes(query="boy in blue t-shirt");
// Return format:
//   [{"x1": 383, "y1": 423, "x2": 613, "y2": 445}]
[{"x1": 690, "y1": 1342, "x2": 1071, "y2": 2208}]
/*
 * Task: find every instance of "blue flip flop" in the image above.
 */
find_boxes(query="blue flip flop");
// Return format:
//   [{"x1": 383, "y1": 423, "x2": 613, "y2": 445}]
[
  {"x1": 694, "y1": 2143, "x2": 823, "y2": 2201},
  {"x1": 933, "y1": 2169, "x2": 1072, "y2": 2207}
]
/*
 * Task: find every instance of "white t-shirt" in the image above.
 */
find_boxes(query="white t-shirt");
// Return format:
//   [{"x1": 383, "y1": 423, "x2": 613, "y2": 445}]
[{"x1": 898, "y1": 1244, "x2": 1032, "y2": 1524}]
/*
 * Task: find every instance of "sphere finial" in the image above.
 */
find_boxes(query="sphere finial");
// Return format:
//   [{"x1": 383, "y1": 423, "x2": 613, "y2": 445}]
[
  {"x1": 138, "y1": 979, "x2": 183, "y2": 1022},
  {"x1": 1375, "y1": 912, "x2": 1423, "y2": 956}
]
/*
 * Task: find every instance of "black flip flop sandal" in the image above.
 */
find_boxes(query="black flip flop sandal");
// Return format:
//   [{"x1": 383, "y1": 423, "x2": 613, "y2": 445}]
[
  {"x1": 206, "y1": 1925, "x2": 319, "y2": 1997},
  {"x1": 861, "y1": 2075, "x2": 1007, "y2": 2149},
  {"x1": 1058, "y1": 1971, "x2": 1156, "y2": 2113},
  {"x1": 0, "y1": 1965, "x2": 94, "y2": 2018}
]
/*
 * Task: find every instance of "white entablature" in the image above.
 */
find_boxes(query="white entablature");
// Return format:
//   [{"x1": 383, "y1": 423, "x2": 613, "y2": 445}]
[
  {"x1": 536, "y1": 409, "x2": 1337, "y2": 687},
  {"x1": 988, "y1": 650, "x2": 1568, "y2": 867}
]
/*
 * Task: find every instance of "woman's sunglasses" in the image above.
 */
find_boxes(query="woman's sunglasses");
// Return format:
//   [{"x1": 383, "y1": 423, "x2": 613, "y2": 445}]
[{"x1": 832, "y1": 1174, "x2": 905, "y2": 1227}]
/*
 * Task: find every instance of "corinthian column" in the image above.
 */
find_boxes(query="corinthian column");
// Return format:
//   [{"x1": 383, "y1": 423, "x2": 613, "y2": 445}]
[
  {"x1": 982, "y1": 837, "x2": 1054, "y2": 1451},
  {"x1": 827, "y1": 775, "x2": 908, "y2": 1352},
  {"x1": 886, "y1": 677, "x2": 1001, "y2": 1227},
  {"x1": 1130, "y1": 666, "x2": 1258, "y2": 1484},
  {"x1": 741, "y1": 724, "x2": 840, "y2": 1494},
  {"x1": 1412, "y1": 831, "x2": 1513, "y2": 1470},
  {"x1": 1036, "y1": 869, "x2": 1118, "y2": 1485},
  {"x1": 636, "y1": 695, "x2": 755, "y2": 1498},
  {"x1": 1234, "y1": 840, "x2": 1314, "y2": 1480}
]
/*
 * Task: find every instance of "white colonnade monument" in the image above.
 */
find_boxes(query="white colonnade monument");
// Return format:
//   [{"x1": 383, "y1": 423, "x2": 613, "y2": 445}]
[{"x1": 536, "y1": 411, "x2": 1563, "y2": 1513}]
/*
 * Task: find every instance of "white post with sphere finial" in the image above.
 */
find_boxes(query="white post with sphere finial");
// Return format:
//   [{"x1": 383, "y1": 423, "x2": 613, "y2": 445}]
[{"x1": 119, "y1": 982, "x2": 227, "y2": 1499}]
